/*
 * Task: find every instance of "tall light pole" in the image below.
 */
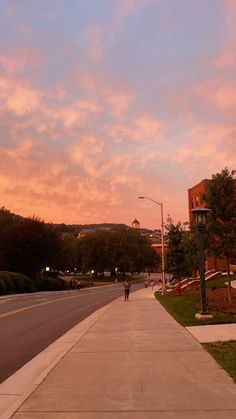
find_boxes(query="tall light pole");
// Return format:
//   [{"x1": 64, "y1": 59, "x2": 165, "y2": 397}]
[{"x1": 138, "y1": 196, "x2": 166, "y2": 295}]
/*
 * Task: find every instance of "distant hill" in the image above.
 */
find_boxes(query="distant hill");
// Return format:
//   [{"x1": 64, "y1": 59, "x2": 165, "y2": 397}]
[
  {"x1": 54, "y1": 223, "x2": 154, "y2": 235},
  {"x1": 53, "y1": 222, "x2": 128, "y2": 234},
  {"x1": 1, "y1": 208, "x2": 154, "y2": 234}
]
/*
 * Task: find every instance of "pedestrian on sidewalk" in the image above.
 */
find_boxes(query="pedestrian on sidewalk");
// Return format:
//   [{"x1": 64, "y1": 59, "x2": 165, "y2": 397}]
[
  {"x1": 144, "y1": 278, "x2": 148, "y2": 288},
  {"x1": 123, "y1": 279, "x2": 131, "y2": 301},
  {"x1": 150, "y1": 279, "x2": 154, "y2": 290}
]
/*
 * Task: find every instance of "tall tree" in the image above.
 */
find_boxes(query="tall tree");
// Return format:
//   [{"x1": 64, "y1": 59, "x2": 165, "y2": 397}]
[
  {"x1": 165, "y1": 219, "x2": 195, "y2": 281},
  {"x1": 110, "y1": 226, "x2": 160, "y2": 276},
  {"x1": 62, "y1": 232, "x2": 81, "y2": 272},
  {"x1": 79, "y1": 229, "x2": 114, "y2": 275},
  {"x1": 0, "y1": 217, "x2": 64, "y2": 279},
  {"x1": 204, "y1": 168, "x2": 236, "y2": 303}
]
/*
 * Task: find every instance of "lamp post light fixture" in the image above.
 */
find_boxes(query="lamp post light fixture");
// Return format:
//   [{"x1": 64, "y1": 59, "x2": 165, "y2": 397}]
[
  {"x1": 192, "y1": 207, "x2": 211, "y2": 316},
  {"x1": 138, "y1": 196, "x2": 166, "y2": 295}
]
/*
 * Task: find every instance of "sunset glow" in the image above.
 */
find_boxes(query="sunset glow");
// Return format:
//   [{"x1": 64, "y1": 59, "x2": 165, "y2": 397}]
[{"x1": 0, "y1": 0, "x2": 235, "y2": 229}]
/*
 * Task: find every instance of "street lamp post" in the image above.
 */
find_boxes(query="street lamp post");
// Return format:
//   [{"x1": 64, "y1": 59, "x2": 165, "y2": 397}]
[
  {"x1": 138, "y1": 196, "x2": 166, "y2": 295},
  {"x1": 192, "y1": 207, "x2": 211, "y2": 315}
]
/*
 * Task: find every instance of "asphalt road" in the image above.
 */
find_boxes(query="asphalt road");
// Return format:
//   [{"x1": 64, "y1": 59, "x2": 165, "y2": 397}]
[{"x1": 0, "y1": 281, "x2": 143, "y2": 383}]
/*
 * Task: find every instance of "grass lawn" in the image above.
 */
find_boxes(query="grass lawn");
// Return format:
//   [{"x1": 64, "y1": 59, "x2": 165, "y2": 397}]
[
  {"x1": 203, "y1": 341, "x2": 236, "y2": 383},
  {"x1": 205, "y1": 276, "x2": 228, "y2": 289},
  {"x1": 155, "y1": 291, "x2": 236, "y2": 326}
]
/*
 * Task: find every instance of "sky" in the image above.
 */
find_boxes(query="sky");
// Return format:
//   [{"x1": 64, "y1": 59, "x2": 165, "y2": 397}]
[{"x1": 0, "y1": 0, "x2": 235, "y2": 230}]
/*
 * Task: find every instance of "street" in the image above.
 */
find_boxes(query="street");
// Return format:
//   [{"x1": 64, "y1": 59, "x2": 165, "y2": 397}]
[{"x1": 0, "y1": 281, "x2": 143, "y2": 383}]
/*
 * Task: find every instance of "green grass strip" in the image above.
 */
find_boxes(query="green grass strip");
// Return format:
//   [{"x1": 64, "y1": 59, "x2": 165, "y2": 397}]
[
  {"x1": 155, "y1": 291, "x2": 236, "y2": 326},
  {"x1": 203, "y1": 341, "x2": 236, "y2": 383},
  {"x1": 205, "y1": 276, "x2": 228, "y2": 289}
]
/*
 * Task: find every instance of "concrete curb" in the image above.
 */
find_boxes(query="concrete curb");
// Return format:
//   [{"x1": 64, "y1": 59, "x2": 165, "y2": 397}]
[{"x1": 0, "y1": 297, "x2": 120, "y2": 419}]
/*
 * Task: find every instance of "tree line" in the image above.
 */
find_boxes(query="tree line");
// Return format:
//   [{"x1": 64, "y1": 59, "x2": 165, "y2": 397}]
[{"x1": 0, "y1": 210, "x2": 160, "y2": 283}]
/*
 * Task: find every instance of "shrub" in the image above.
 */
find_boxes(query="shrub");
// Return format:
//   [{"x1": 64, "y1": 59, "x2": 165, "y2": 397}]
[
  {"x1": 0, "y1": 271, "x2": 35, "y2": 294},
  {"x1": 0, "y1": 279, "x2": 6, "y2": 295},
  {"x1": 0, "y1": 272, "x2": 14, "y2": 294},
  {"x1": 10, "y1": 272, "x2": 35, "y2": 293},
  {"x1": 37, "y1": 277, "x2": 69, "y2": 291}
]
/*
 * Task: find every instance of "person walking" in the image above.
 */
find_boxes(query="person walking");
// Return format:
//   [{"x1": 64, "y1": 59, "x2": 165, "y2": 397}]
[
  {"x1": 150, "y1": 279, "x2": 154, "y2": 290},
  {"x1": 144, "y1": 279, "x2": 148, "y2": 288},
  {"x1": 123, "y1": 279, "x2": 131, "y2": 301}
]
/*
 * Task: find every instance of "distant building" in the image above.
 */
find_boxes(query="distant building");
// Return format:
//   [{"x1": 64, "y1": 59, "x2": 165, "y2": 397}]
[
  {"x1": 77, "y1": 228, "x2": 96, "y2": 239},
  {"x1": 132, "y1": 219, "x2": 140, "y2": 229},
  {"x1": 77, "y1": 224, "x2": 117, "y2": 239}
]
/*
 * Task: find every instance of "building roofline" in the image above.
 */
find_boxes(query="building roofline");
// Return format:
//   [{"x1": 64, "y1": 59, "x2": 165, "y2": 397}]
[{"x1": 187, "y1": 178, "x2": 210, "y2": 191}]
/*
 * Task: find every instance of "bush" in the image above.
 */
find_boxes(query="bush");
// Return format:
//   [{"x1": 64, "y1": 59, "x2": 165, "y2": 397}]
[
  {"x1": 10, "y1": 272, "x2": 35, "y2": 293},
  {"x1": 37, "y1": 277, "x2": 69, "y2": 291},
  {"x1": 0, "y1": 279, "x2": 7, "y2": 295},
  {"x1": 0, "y1": 271, "x2": 35, "y2": 294},
  {"x1": 0, "y1": 272, "x2": 14, "y2": 294}
]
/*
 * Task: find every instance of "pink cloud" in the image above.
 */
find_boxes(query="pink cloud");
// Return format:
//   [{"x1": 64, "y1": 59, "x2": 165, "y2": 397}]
[
  {"x1": 114, "y1": 0, "x2": 150, "y2": 21},
  {"x1": 105, "y1": 91, "x2": 131, "y2": 117},
  {"x1": 0, "y1": 47, "x2": 43, "y2": 74},
  {"x1": 192, "y1": 78, "x2": 236, "y2": 112},
  {"x1": 108, "y1": 113, "x2": 162, "y2": 144},
  {"x1": 0, "y1": 72, "x2": 42, "y2": 116},
  {"x1": 7, "y1": 85, "x2": 41, "y2": 116},
  {"x1": 0, "y1": 1, "x2": 235, "y2": 229},
  {"x1": 166, "y1": 123, "x2": 235, "y2": 175},
  {"x1": 1, "y1": 138, "x2": 32, "y2": 160}
]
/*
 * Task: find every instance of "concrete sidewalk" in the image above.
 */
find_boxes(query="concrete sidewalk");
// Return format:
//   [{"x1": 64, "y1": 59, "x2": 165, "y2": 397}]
[
  {"x1": 187, "y1": 323, "x2": 236, "y2": 343},
  {"x1": 1, "y1": 288, "x2": 236, "y2": 418}
]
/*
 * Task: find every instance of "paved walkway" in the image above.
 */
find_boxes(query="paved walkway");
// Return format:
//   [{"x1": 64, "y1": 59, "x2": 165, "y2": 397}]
[
  {"x1": 0, "y1": 287, "x2": 236, "y2": 418},
  {"x1": 187, "y1": 323, "x2": 236, "y2": 342}
]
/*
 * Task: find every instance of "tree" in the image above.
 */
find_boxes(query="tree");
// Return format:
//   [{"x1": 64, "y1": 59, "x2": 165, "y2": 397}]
[
  {"x1": 79, "y1": 229, "x2": 114, "y2": 275},
  {"x1": 61, "y1": 232, "x2": 82, "y2": 272},
  {"x1": 110, "y1": 226, "x2": 160, "y2": 276},
  {"x1": 0, "y1": 206, "x2": 15, "y2": 227},
  {"x1": 183, "y1": 225, "x2": 199, "y2": 278},
  {"x1": 203, "y1": 168, "x2": 236, "y2": 303},
  {"x1": 0, "y1": 217, "x2": 65, "y2": 279},
  {"x1": 165, "y1": 219, "x2": 195, "y2": 281},
  {"x1": 78, "y1": 226, "x2": 160, "y2": 276}
]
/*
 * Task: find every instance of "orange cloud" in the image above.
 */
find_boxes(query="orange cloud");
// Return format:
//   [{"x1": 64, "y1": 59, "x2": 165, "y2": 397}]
[
  {"x1": 1, "y1": 138, "x2": 32, "y2": 160},
  {"x1": 106, "y1": 91, "x2": 131, "y2": 117},
  {"x1": 0, "y1": 74, "x2": 42, "y2": 116},
  {"x1": 192, "y1": 78, "x2": 236, "y2": 111},
  {"x1": 108, "y1": 114, "x2": 162, "y2": 143}
]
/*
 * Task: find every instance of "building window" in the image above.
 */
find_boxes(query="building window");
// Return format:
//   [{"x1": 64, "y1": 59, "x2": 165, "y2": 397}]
[{"x1": 196, "y1": 194, "x2": 199, "y2": 206}]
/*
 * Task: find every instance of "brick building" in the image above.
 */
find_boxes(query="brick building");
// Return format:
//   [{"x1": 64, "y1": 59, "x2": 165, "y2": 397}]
[{"x1": 188, "y1": 179, "x2": 228, "y2": 271}]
